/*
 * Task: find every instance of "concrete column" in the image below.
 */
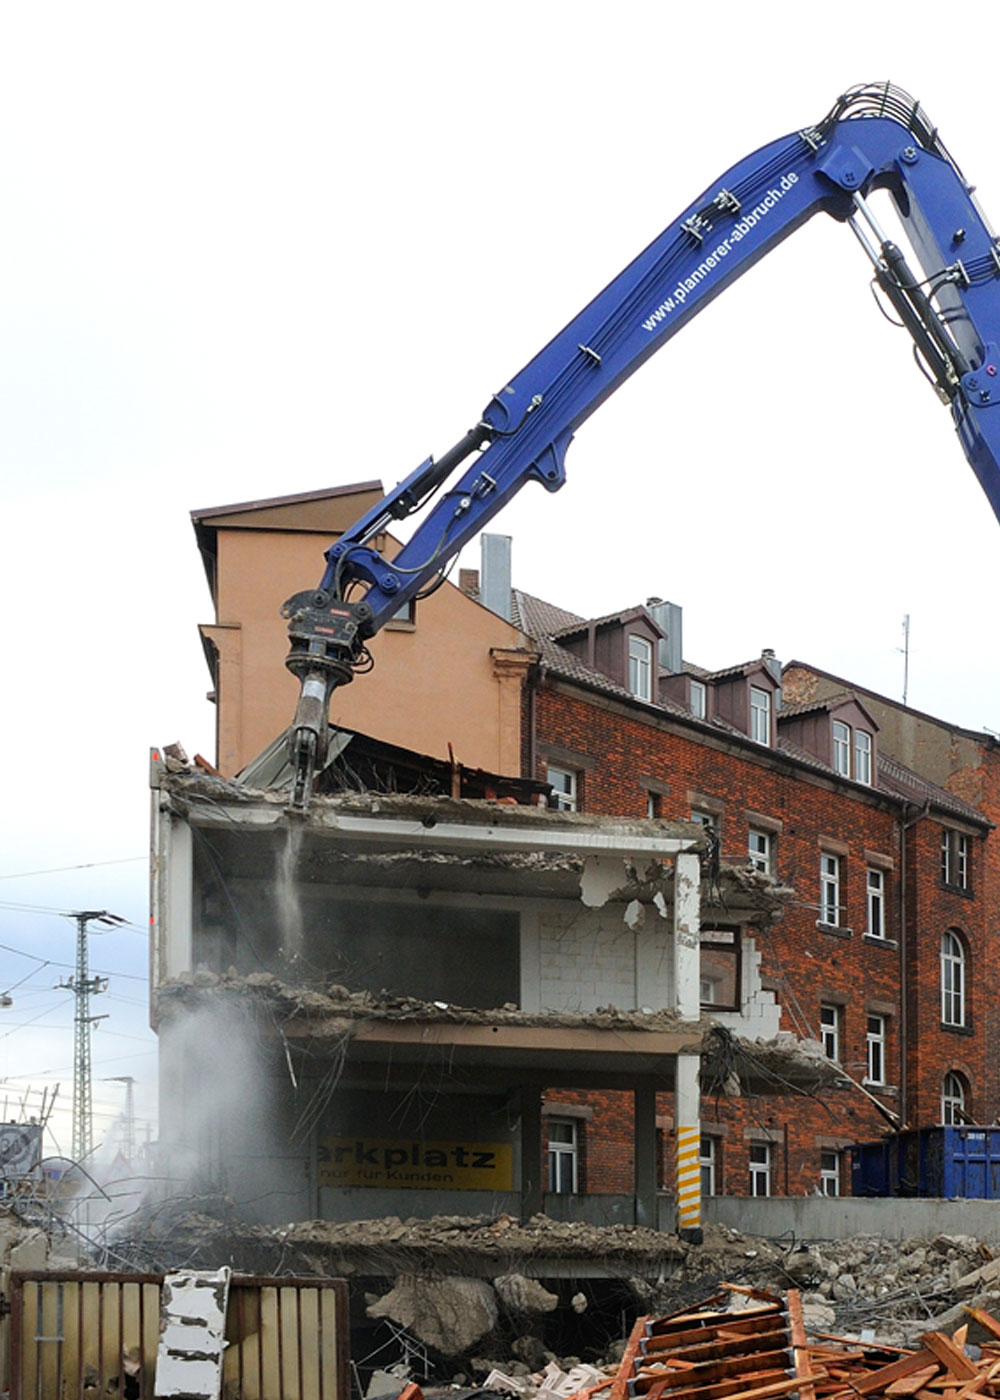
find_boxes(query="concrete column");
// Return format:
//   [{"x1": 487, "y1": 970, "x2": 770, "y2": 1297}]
[
  {"x1": 675, "y1": 1052, "x2": 702, "y2": 1243},
  {"x1": 164, "y1": 817, "x2": 194, "y2": 982},
  {"x1": 673, "y1": 851, "x2": 700, "y2": 1019},
  {"x1": 520, "y1": 1086, "x2": 544, "y2": 1222},
  {"x1": 634, "y1": 1085, "x2": 657, "y2": 1228}
]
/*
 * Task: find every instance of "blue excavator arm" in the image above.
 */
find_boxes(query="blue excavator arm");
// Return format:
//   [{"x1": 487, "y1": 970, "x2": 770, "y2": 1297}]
[{"x1": 282, "y1": 83, "x2": 1000, "y2": 806}]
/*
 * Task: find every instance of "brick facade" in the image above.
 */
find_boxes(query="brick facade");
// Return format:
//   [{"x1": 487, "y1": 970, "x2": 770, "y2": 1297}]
[{"x1": 528, "y1": 655, "x2": 996, "y2": 1200}]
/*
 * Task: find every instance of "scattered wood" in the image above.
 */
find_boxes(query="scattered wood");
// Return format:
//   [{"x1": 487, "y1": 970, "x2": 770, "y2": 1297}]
[{"x1": 603, "y1": 1288, "x2": 1000, "y2": 1400}]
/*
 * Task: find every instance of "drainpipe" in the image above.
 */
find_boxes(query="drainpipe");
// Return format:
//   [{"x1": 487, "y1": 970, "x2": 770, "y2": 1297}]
[
  {"x1": 898, "y1": 799, "x2": 930, "y2": 1127},
  {"x1": 528, "y1": 661, "x2": 544, "y2": 788}
]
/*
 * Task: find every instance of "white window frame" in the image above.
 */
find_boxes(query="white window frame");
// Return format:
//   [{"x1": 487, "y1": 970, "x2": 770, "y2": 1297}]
[
  {"x1": 832, "y1": 720, "x2": 851, "y2": 777},
  {"x1": 820, "y1": 853, "x2": 841, "y2": 926},
  {"x1": 866, "y1": 1013, "x2": 886, "y2": 1086},
  {"x1": 820, "y1": 1149, "x2": 841, "y2": 1197},
  {"x1": 820, "y1": 1003, "x2": 840, "y2": 1061},
  {"x1": 855, "y1": 730, "x2": 873, "y2": 785},
  {"x1": 699, "y1": 1135, "x2": 717, "y2": 1196},
  {"x1": 866, "y1": 867, "x2": 884, "y2": 938},
  {"x1": 389, "y1": 597, "x2": 417, "y2": 625},
  {"x1": 547, "y1": 765, "x2": 577, "y2": 812},
  {"x1": 749, "y1": 1141, "x2": 771, "y2": 1197},
  {"x1": 690, "y1": 679, "x2": 707, "y2": 719},
  {"x1": 547, "y1": 1118, "x2": 578, "y2": 1193},
  {"x1": 628, "y1": 635, "x2": 653, "y2": 702},
  {"x1": 941, "y1": 929, "x2": 966, "y2": 1027},
  {"x1": 749, "y1": 686, "x2": 771, "y2": 746},
  {"x1": 748, "y1": 828, "x2": 772, "y2": 874},
  {"x1": 941, "y1": 829, "x2": 970, "y2": 889},
  {"x1": 941, "y1": 1072, "x2": 966, "y2": 1126}
]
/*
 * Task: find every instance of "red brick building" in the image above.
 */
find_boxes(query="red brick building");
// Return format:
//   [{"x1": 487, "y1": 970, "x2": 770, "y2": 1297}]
[
  {"x1": 191, "y1": 488, "x2": 998, "y2": 1204},
  {"x1": 499, "y1": 585, "x2": 997, "y2": 1200}
]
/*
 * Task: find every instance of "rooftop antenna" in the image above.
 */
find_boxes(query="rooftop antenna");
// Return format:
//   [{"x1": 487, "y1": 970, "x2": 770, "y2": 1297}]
[{"x1": 900, "y1": 614, "x2": 910, "y2": 706}]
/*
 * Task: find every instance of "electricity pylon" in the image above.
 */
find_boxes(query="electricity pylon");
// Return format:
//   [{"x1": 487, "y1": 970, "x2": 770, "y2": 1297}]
[{"x1": 60, "y1": 911, "x2": 123, "y2": 1162}]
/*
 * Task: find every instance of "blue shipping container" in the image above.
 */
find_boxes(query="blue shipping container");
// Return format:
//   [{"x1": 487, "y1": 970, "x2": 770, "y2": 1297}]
[{"x1": 851, "y1": 1127, "x2": 1000, "y2": 1198}]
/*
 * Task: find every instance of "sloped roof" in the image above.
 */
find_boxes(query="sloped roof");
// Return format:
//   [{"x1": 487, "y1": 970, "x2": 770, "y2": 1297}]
[
  {"x1": 876, "y1": 753, "x2": 989, "y2": 825},
  {"x1": 512, "y1": 590, "x2": 987, "y2": 822},
  {"x1": 702, "y1": 658, "x2": 776, "y2": 682},
  {"x1": 550, "y1": 605, "x2": 664, "y2": 641},
  {"x1": 784, "y1": 658, "x2": 997, "y2": 747},
  {"x1": 512, "y1": 590, "x2": 690, "y2": 715},
  {"x1": 190, "y1": 480, "x2": 383, "y2": 524},
  {"x1": 779, "y1": 690, "x2": 880, "y2": 730}
]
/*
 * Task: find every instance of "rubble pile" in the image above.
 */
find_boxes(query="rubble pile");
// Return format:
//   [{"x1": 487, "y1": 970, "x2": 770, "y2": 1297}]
[
  {"x1": 768, "y1": 1231, "x2": 1000, "y2": 1347},
  {"x1": 108, "y1": 1209, "x2": 1000, "y2": 1364},
  {"x1": 385, "y1": 1282, "x2": 1000, "y2": 1400}
]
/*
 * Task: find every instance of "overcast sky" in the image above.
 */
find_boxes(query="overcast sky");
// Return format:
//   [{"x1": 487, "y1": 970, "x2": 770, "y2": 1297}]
[{"x1": 3, "y1": 3, "x2": 999, "y2": 1161}]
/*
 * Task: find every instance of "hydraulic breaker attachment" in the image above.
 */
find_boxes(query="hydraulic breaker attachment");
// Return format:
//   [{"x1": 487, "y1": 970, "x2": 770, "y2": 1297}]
[{"x1": 281, "y1": 591, "x2": 373, "y2": 808}]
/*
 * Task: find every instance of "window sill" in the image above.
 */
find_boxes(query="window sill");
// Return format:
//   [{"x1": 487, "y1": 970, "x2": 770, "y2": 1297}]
[
  {"x1": 941, "y1": 1021, "x2": 974, "y2": 1036},
  {"x1": 863, "y1": 1081, "x2": 898, "y2": 1096},
  {"x1": 939, "y1": 882, "x2": 973, "y2": 899},
  {"x1": 817, "y1": 922, "x2": 852, "y2": 939},
  {"x1": 863, "y1": 934, "x2": 898, "y2": 949}
]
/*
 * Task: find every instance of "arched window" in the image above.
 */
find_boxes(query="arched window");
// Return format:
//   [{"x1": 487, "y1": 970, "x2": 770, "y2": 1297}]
[
  {"x1": 941, "y1": 1071, "x2": 967, "y2": 1125},
  {"x1": 941, "y1": 930, "x2": 966, "y2": 1027}
]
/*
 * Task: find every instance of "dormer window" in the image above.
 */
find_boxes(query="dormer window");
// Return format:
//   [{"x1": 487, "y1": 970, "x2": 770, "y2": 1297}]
[
  {"x1": 832, "y1": 719, "x2": 873, "y2": 784},
  {"x1": 628, "y1": 635, "x2": 653, "y2": 701},
  {"x1": 855, "y1": 730, "x2": 872, "y2": 785},
  {"x1": 690, "y1": 679, "x2": 707, "y2": 719},
  {"x1": 749, "y1": 686, "x2": 771, "y2": 746},
  {"x1": 832, "y1": 721, "x2": 850, "y2": 776}
]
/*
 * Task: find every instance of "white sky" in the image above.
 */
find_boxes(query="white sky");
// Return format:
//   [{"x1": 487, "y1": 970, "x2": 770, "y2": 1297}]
[{"x1": 2, "y1": 2, "x2": 999, "y2": 1161}]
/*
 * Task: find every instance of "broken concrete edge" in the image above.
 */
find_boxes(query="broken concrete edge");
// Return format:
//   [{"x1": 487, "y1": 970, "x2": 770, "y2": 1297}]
[
  {"x1": 154, "y1": 769, "x2": 795, "y2": 928},
  {"x1": 154, "y1": 770, "x2": 707, "y2": 842},
  {"x1": 153, "y1": 972, "x2": 841, "y2": 1086}
]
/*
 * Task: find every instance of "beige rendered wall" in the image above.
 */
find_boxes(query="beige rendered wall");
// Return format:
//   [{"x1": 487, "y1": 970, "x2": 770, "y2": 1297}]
[{"x1": 204, "y1": 527, "x2": 529, "y2": 777}]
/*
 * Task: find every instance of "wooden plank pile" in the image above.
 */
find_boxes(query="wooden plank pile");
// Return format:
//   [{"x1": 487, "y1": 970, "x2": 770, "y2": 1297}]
[{"x1": 602, "y1": 1286, "x2": 1000, "y2": 1400}]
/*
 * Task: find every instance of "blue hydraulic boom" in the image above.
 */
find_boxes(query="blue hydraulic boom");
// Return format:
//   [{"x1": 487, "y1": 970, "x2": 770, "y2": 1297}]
[{"x1": 282, "y1": 83, "x2": 1000, "y2": 807}]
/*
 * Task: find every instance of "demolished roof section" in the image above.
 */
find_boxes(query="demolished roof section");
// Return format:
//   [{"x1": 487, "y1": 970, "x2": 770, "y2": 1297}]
[{"x1": 152, "y1": 766, "x2": 793, "y2": 925}]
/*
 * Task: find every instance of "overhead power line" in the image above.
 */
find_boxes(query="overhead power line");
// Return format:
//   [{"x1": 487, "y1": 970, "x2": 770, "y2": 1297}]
[{"x1": 0, "y1": 856, "x2": 146, "y2": 881}]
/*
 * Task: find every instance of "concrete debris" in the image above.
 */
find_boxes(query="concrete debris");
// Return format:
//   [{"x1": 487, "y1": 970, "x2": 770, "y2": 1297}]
[
  {"x1": 495, "y1": 1274, "x2": 560, "y2": 1316},
  {"x1": 483, "y1": 1368, "x2": 532, "y2": 1394},
  {"x1": 535, "y1": 1361, "x2": 605, "y2": 1400},
  {"x1": 512, "y1": 1336, "x2": 555, "y2": 1371},
  {"x1": 368, "y1": 1367, "x2": 416, "y2": 1398},
  {"x1": 367, "y1": 1274, "x2": 500, "y2": 1354},
  {"x1": 83, "y1": 1201, "x2": 1000, "y2": 1371},
  {"x1": 155, "y1": 973, "x2": 840, "y2": 1089},
  {"x1": 156, "y1": 969, "x2": 699, "y2": 1036},
  {"x1": 8, "y1": 1226, "x2": 48, "y2": 1272}
]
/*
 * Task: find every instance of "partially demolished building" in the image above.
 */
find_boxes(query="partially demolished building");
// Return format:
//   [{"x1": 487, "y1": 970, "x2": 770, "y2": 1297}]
[
  {"x1": 151, "y1": 762, "x2": 825, "y2": 1237},
  {"x1": 177, "y1": 479, "x2": 1000, "y2": 1210}
]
